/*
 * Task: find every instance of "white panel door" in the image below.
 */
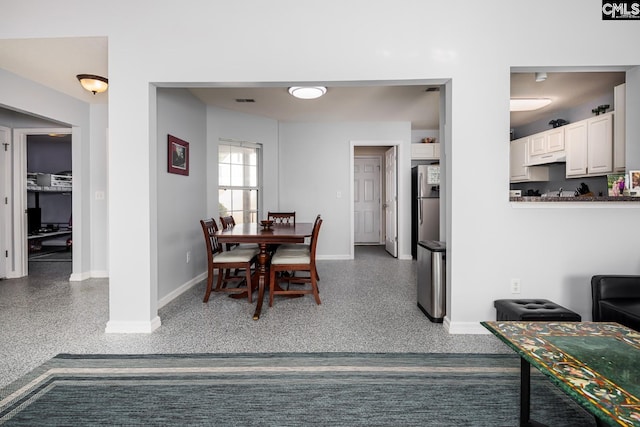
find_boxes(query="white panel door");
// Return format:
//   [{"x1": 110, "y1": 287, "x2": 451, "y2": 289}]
[
  {"x1": 384, "y1": 147, "x2": 397, "y2": 257},
  {"x1": 354, "y1": 157, "x2": 381, "y2": 243}
]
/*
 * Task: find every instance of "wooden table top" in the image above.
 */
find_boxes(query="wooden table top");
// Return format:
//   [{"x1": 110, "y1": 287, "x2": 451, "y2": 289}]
[{"x1": 215, "y1": 222, "x2": 313, "y2": 244}]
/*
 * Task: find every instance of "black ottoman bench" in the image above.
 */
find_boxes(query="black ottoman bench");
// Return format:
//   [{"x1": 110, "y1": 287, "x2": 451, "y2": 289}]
[{"x1": 494, "y1": 299, "x2": 582, "y2": 321}]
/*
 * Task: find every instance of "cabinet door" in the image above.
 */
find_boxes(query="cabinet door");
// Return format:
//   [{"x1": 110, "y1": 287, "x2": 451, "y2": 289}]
[
  {"x1": 614, "y1": 84, "x2": 625, "y2": 172},
  {"x1": 410, "y1": 143, "x2": 439, "y2": 160},
  {"x1": 510, "y1": 138, "x2": 528, "y2": 181},
  {"x1": 546, "y1": 127, "x2": 565, "y2": 152},
  {"x1": 529, "y1": 133, "x2": 546, "y2": 156},
  {"x1": 588, "y1": 113, "x2": 613, "y2": 175},
  {"x1": 565, "y1": 121, "x2": 588, "y2": 176}
]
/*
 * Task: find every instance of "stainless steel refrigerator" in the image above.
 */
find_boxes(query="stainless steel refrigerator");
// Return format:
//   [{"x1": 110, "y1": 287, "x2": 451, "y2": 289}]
[{"x1": 411, "y1": 164, "x2": 440, "y2": 259}]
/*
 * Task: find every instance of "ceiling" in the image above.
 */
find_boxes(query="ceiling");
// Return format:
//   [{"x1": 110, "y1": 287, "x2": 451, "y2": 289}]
[{"x1": 0, "y1": 37, "x2": 627, "y2": 130}]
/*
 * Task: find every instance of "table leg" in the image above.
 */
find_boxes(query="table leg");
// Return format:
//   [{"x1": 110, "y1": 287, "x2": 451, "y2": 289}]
[
  {"x1": 252, "y1": 243, "x2": 270, "y2": 321},
  {"x1": 520, "y1": 358, "x2": 547, "y2": 427}
]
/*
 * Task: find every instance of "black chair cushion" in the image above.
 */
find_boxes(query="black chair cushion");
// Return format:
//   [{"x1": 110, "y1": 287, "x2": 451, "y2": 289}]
[{"x1": 494, "y1": 299, "x2": 582, "y2": 321}]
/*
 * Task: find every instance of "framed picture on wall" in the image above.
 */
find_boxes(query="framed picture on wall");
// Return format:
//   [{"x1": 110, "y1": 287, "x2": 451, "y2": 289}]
[{"x1": 168, "y1": 134, "x2": 189, "y2": 176}]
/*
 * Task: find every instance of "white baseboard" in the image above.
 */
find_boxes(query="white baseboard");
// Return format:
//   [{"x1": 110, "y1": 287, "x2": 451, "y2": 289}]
[
  {"x1": 446, "y1": 320, "x2": 491, "y2": 335},
  {"x1": 69, "y1": 271, "x2": 91, "y2": 282},
  {"x1": 105, "y1": 316, "x2": 162, "y2": 333},
  {"x1": 158, "y1": 272, "x2": 206, "y2": 309},
  {"x1": 90, "y1": 270, "x2": 109, "y2": 278}
]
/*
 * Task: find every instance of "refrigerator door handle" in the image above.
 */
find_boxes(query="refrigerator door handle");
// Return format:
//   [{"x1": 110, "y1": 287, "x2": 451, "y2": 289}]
[
  {"x1": 418, "y1": 198, "x2": 423, "y2": 225},
  {"x1": 418, "y1": 172, "x2": 423, "y2": 197}
]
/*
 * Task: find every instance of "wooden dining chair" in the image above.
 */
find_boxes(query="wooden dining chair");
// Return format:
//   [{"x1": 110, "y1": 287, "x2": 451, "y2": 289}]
[
  {"x1": 200, "y1": 218, "x2": 259, "y2": 303},
  {"x1": 277, "y1": 214, "x2": 321, "y2": 281},
  {"x1": 267, "y1": 211, "x2": 296, "y2": 225},
  {"x1": 269, "y1": 216, "x2": 322, "y2": 307}
]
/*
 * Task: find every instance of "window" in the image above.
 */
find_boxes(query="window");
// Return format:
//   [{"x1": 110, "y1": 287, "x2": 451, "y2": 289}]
[{"x1": 218, "y1": 140, "x2": 261, "y2": 224}]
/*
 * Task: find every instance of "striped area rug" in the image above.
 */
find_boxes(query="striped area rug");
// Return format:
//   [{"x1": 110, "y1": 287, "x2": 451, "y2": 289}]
[{"x1": 0, "y1": 353, "x2": 595, "y2": 426}]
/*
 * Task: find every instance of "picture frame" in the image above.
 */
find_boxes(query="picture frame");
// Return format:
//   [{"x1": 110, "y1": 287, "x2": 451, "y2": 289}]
[
  {"x1": 630, "y1": 170, "x2": 640, "y2": 191},
  {"x1": 607, "y1": 173, "x2": 626, "y2": 196},
  {"x1": 168, "y1": 134, "x2": 189, "y2": 176}
]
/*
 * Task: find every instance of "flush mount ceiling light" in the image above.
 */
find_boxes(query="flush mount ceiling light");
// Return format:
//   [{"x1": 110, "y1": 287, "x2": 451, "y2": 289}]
[
  {"x1": 288, "y1": 86, "x2": 327, "y2": 100},
  {"x1": 510, "y1": 98, "x2": 552, "y2": 112},
  {"x1": 535, "y1": 72, "x2": 548, "y2": 82},
  {"x1": 76, "y1": 74, "x2": 108, "y2": 94}
]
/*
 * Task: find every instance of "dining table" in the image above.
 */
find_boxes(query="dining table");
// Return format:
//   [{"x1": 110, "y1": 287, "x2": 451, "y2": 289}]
[{"x1": 215, "y1": 222, "x2": 313, "y2": 320}]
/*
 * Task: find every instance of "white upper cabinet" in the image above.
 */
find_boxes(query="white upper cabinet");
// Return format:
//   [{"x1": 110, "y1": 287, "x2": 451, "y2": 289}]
[
  {"x1": 510, "y1": 137, "x2": 549, "y2": 183},
  {"x1": 528, "y1": 127, "x2": 565, "y2": 157},
  {"x1": 565, "y1": 121, "x2": 589, "y2": 176},
  {"x1": 588, "y1": 113, "x2": 614, "y2": 175},
  {"x1": 613, "y1": 83, "x2": 626, "y2": 173},
  {"x1": 411, "y1": 143, "x2": 440, "y2": 160},
  {"x1": 526, "y1": 127, "x2": 566, "y2": 166},
  {"x1": 565, "y1": 112, "x2": 613, "y2": 177}
]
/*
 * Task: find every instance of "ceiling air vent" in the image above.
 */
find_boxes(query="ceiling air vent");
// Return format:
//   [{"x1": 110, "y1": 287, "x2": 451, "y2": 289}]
[
  {"x1": 235, "y1": 99, "x2": 255, "y2": 103},
  {"x1": 425, "y1": 87, "x2": 440, "y2": 92}
]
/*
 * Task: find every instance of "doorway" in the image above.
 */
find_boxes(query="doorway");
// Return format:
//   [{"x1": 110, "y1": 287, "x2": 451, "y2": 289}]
[
  {"x1": 351, "y1": 142, "x2": 399, "y2": 259},
  {"x1": 8, "y1": 128, "x2": 72, "y2": 278},
  {"x1": 26, "y1": 134, "x2": 73, "y2": 267}
]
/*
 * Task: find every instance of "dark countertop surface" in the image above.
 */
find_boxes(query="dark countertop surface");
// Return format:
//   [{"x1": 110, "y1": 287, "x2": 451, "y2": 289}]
[{"x1": 510, "y1": 196, "x2": 640, "y2": 202}]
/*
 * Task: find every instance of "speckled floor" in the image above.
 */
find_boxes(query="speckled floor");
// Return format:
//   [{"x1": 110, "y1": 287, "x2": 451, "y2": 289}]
[{"x1": 0, "y1": 246, "x2": 508, "y2": 389}]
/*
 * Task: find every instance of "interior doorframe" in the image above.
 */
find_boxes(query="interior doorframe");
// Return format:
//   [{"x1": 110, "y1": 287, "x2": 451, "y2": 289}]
[
  {"x1": 0, "y1": 126, "x2": 10, "y2": 279},
  {"x1": 350, "y1": 140, "x2": 405, "y2": 260},
  {"x1": 9, "y1": 127, "x2": 72, "y2": 278}
]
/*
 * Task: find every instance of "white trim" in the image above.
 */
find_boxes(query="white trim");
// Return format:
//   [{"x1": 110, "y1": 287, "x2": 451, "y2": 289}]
[
  {"x1": 11, "y1": 128, "x2": 72, "y2": 278},
  {"x1": 350, "y1": 140, "x2": 402, "y2": 261},
  {"x1": 90, "y1": 270, "x2": 109, "y2": 278},
  {"x1": 0, "y1": 126, "x2": 10, "y2": 279},
  {"x1": 69, "y1": 271, "x2": 91, "y2": 282},
  {"x1": 445, "y1": 320, "x2": 491, "y2": 335},
  {"x1": 105, "y1": 316, "x2": 162, "y2": 334},
  {"x1": 158, "y1": 271, "x2": 206, "y2": 309}
]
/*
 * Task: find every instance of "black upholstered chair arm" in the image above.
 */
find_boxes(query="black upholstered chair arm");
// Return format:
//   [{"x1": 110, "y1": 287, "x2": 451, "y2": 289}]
[{"x1": 591, "y1": 275, "x2": 640, "y2": 321}]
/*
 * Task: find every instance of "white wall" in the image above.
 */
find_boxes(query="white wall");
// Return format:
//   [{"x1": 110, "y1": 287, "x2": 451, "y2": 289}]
[
  {"x1": 3, "y1": 0, "x2": 640, "y2": 334},
  {"x1": 89, "y1": 104, "x2": 109, "y2": 277},
  {"x1": 206, "y1": 106, "x2": 280, "y2": 217},
  {"x1": 156, "y1": 89, "x2": 207, "y2": 302},
  {"x1": 0, "y1": 68, "x2": 106, "y2": 281},
  {"x1": 279, "y1": 121, "x2": 411, "y2": 258}
]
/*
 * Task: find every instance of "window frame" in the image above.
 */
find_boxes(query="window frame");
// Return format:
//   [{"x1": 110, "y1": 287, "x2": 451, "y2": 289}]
[{"x1": 217, "y1": 139, "x2": 262, "y2": 224}]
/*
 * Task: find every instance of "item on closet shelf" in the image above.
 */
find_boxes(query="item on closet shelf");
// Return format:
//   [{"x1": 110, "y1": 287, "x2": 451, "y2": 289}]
[{"x1": 36, "y1": 173, "x2": 72, "y2": 189}]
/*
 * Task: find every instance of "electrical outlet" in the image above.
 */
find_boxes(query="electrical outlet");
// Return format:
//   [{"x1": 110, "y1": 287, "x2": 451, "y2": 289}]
[
  {"x1": 186, "y1": 251, "x2": 191, "y2": 263},
  {"x1": 510, "y1": 278, "x2": 521, "y2": 294}
]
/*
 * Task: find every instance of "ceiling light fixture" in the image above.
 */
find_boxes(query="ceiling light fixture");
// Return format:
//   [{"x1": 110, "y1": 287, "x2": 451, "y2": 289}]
[
  {"x1": 76, "y1": 74, "x2": 108, "y2": 94},
  {"x1": 535, "y1": 72, "x2": 547, "y2": 82},
  {"x1": 288, "y1": 86, "x2": 327, "y2": 100},
  {"x1": 510, "y1": 98, "x2": 552, "y2": 112}
]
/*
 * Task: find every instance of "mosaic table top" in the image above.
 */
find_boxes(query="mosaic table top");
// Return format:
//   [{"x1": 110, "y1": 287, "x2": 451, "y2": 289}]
[{"x1": 482, "y1": 321, "x2": 640, "y2": 427}]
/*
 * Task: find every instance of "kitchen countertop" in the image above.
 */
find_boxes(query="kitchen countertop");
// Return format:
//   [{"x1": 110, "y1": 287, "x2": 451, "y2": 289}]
[{"x1": 510, "y1": 196, "x2": 640, "y2": 202}]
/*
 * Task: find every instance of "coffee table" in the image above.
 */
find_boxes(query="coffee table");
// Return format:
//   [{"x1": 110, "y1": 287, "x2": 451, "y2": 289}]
[{"x1": 481, "y1": 321, "x2": 640, "y2": 427}]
